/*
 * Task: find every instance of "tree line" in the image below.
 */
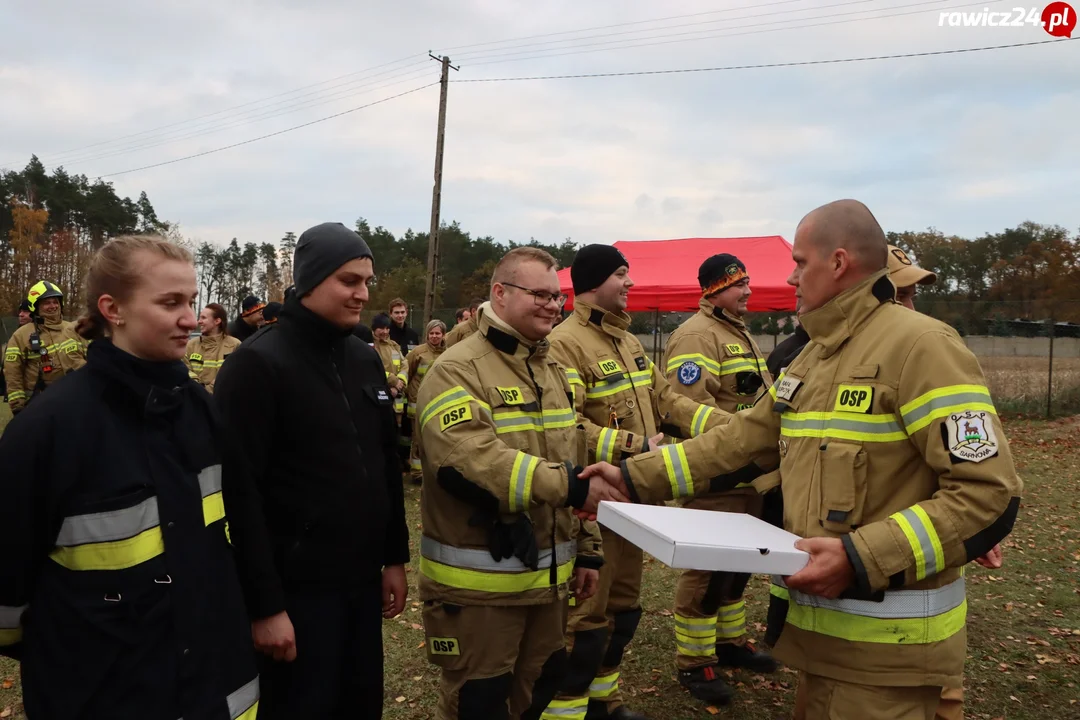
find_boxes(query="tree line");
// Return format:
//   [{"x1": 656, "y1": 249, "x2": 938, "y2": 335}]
[{"x1": 4, "y1": 154, "x2": 1078, "y2": 334}]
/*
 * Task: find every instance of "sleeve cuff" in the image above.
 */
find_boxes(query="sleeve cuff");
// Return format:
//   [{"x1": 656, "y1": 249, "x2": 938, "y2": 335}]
[
  {"x1": 574, "y1": 555, "x2": 604, "y2": 570},
  {"x1": 841, "y1": 533, "x2": 873, "y2": 596},
  {"x1": 564, "y1": 462, "x2": 589, "y2": 508},
  {"x1": 620, "y1": 459, "x2": 641, "y2": 504}
]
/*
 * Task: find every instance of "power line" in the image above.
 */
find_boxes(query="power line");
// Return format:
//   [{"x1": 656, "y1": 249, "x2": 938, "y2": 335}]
[
  {"x1": 11, "y1": 54, "x2": 429, "y2": 167},
  {"x1": 451, "y1": 38, "x2": 1068, "y2": 83},
  {"x1": 98, "y1": 82, "x2": 438, "y2": 179},
  {"x1": 459, "y1": 0, "x2": 997, "y2": 67}
]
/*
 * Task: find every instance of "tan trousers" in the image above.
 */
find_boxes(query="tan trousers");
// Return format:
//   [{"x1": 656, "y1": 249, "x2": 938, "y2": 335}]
[
  {"x1": 409, "y1": 414, "x2": 423, "y2": 480},
  {"x1": 794, "y1": 672, "x2": 942, "y2": 720},
  {"x1": 935, "y1": 686, "x2": 964, "y2": 720},
  {"x1": 674, "y1": 488, "x2": 762, "y2": 670},
  {"x1": 423, "y1": 599, "x2": 568, "y2": 720},
  {"x1": 548, "y1": 528, "x2": 644, "y2": 716}
]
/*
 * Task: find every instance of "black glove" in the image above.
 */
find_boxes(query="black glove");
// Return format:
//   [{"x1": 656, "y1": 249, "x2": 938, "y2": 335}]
[{"x1": 736, "y1": 371, "x2": 764, "y2": 396}]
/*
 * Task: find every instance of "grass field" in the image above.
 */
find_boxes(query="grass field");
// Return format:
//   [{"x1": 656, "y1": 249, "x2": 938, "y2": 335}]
[{"x1": 2, "y1": 404, "x2": 1079, "y2": 718}]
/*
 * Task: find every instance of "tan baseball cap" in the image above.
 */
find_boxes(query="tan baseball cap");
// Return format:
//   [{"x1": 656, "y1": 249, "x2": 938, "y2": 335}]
[{"x1": 888, "y1": 245, "x2": 936, "y2": 287}]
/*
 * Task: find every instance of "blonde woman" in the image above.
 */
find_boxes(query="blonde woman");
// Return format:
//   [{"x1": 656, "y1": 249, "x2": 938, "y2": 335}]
[
  {"x1": 403, "y1": 319, "x2": 446, "y2": 483},
  {"x1": 184, "y1": 303, "x2": 242, "y2": 393}
]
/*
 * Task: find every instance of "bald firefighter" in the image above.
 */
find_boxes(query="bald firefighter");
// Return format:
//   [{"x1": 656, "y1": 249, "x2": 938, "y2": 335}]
[
  {"x1": 417, "y1": 247, "x2": 628, "y2": 719},
  {"x1": 444, "y1": 296, "x2": 483, "y2": 348},
  {"x1": 404, "y1": 318, "x2": 447, "y2": 483},
  {"x1": 661, "y1": 253, "x2": 778, "y2": 704},
  {"x1": 4, "y1": 281, "x2": 88, "y2": 415},
  {"x1": 373, "y1": 312, "x2": 409, "y2": 421},
  {"x1": 543, "y1": 245, "x2": 726, "y2": 720},
  {"x1": 583, "y1": 199, "x2": 1022, "y2": 720}
]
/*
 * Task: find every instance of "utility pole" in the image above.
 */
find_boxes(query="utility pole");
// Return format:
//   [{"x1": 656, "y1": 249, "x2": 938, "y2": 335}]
[{"x1": 423, "y1": 53, "x2": 458, "y2": 324}]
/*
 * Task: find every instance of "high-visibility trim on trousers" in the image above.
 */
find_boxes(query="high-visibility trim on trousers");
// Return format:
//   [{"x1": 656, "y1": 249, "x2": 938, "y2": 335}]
[
  {"x1": 774, "y1": 576, "x2": 967, "y2": 644},
  {"x1": 0, "y1": 604, "x2": 26, "y2": 646},
  {"x1": 419, "y1": 536, "x2": 576, "y2": 593},
  {"x1": 589, "y1": 671, "x2": 620, "y2": 699},
  {"x1": 177, "y1": 675, "x2": 259, "y2": 720},
  {"x1": 199, "y1": 464, "x2": 226, "y2": 527},
  {"x1": 717, "y1": 600, "x2": 747, "y2": 639},
  {"x1": 675, "y1": 613, "x2": 717, "y2": 657},
  {"x1": 541, "y1": 696, "x2": 588, "y2": 719},
  {"x1": 50, "y1": 496, "x2": 165, "y2": 571}
]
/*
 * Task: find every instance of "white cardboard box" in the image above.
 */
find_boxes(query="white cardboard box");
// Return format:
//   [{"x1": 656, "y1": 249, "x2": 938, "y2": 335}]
[{"x1": 597, "y1": 502, "x2": 810, "y2": 576}]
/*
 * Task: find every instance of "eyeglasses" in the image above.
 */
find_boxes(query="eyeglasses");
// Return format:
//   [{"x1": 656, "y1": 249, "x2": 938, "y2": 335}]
[{"x1": 501, "y1": 282, "x2": 568, "y2": 308}]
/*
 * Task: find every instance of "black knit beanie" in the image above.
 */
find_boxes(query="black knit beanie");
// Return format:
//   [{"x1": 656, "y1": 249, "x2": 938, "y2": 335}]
[
  {"x1": 371, "y1": 313, "x2": 392, "y2": 331},
  {"x1": 698, "y1": 254, "x2": 748, "y2": 296},
  {"x1": 571, "y1": 244, "x2": 630, "y2": 295},
  {"x1": 293, "y1": 222, "x2": 374, "y2": 297}
]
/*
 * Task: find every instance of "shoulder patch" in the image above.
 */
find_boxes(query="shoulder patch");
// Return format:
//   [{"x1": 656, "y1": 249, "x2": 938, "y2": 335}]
[
  {"x1": 775, "y1": 374, "x2": 803, "y2": 402},
  {"x1": 4, "y1": 348, "x2": 18, "y2": 363},
  {"x1": 439, "y1": 402, "x2": 473, "y2": 431},
  {"x1": 724, "y1": 343, "x2": 745, "y2": 355},
  {"x1": 635, "y1": 356, "x2": 647, "y2": 371},
  {"x1": 597, "y1": 359, "x2": 622, "y2": 376},
  {"x1": 944, "y1": 411, "x2": 999, "y2": 463},
  {"x1": 497, "y1": 386, "x2": 524, "y2": 405},
  {"x1": 678, "y1": 361, "x2": 702, "y2": 385},
  {"x1": 834, "y1": 385, "x2": 873, "y2": 413},
  {"x1": 429, "y1": 637, "x2": 461, "y2": 656}
]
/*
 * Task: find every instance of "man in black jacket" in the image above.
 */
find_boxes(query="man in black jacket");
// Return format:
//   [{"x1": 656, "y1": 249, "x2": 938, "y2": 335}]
[
  {"x1": 216, "y1": 222, "x2": 409, "y2": 719},
  {"x1": 388, "y1": 297, "x2": 420, "y2": 353}
]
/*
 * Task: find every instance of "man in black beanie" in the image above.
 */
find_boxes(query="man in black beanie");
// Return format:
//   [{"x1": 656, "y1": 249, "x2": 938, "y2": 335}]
[
  {"x1": 216, "y1": 221, "x2": 410, "y2": 719},
  {"x1": 229, "y1": 295, "x2": 266, "y2": 341}
]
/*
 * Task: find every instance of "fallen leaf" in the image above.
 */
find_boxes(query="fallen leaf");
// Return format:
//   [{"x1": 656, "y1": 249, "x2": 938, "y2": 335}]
[
  {"x1": 0, "y1": 679, "x2": 10, "y2": 690},
  {"x1": 0, "y1": 708, "x2": 10, "y2": 719},
  {"x1": 410, "y1": 623, "x2": 423, "y2": 630},
  {"x1": 395, "y1": 696, "x2": 406, "y2": 703},
  {"x1": 706, "y1": 708, "x2": 720, "y2": 715}
]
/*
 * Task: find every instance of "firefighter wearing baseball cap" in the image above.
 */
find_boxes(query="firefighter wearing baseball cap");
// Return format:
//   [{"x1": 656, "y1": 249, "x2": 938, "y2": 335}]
[
  {"x1": 404, "y1": 318, "x2": 447, "y2": 483},
  {"x1": 544, "y1": 245, "x2": 726, "y2": 720},
  {"x1": 661, "y1": 253, "x2": 777, "y2": 705},
  {"x1": 416, "y1": 247, "x2": 628, "y2": 719},
  {"x1": 587, "y1": 199, "x2": 1023, "y2": 720},
  {"x1": 373, "y1": 312, "x2": 409, "y2": 421},
  {"x1": 3, "y1": 281, "x2": 87, "y2": 415}
]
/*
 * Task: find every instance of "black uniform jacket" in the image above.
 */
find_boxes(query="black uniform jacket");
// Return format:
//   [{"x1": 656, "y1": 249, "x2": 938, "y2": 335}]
[
  {"x1": 389, "y1": 322, "x2": 420, "y2": 353},
  {"x1": 214, "y1": 296, "x2": 410, "y2": 621},
  {"x1": 0, "y1": 338, "x2": 258, "y2": 720}
]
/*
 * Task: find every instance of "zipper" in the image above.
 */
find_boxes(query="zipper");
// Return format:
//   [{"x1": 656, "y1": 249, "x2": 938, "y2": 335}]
[{"x1": 329, "y1": 351, "x2": 366, "y2": 466}]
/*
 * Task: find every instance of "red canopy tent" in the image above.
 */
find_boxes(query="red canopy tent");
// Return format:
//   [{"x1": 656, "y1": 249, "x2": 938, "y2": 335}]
[{"x1": 558, "y1": 236, "x2": 796, "y2": 312}]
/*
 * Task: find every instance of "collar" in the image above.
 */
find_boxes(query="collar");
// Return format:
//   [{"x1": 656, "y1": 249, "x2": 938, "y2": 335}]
[
  {"x1": 698, "y1": 297, "x2": 747, "y2": 330},
  {"x1": 477, "y1": 302, "x2": 549, "y2": 360},
  {"x1": 278, "y1": 295, "x2": 355, "y2": 347},
  {"x1": 87, "y1": 337, "x2": 192, "y2": 411},
  {"x1": 575, "y1": 300, "x2": 630, "y2": 339},
  {"x1": 799, "y1": 270, "x2": 895, "y2": 358}
]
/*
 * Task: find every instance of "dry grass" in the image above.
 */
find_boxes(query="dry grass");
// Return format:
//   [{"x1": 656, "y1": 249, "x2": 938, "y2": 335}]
[{"x1": 978, "y1": 356, "x2": 1080, "y2": 415}]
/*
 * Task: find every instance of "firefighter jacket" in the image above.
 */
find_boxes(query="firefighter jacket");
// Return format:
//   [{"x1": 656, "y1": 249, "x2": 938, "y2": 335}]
[
  {"x1": 375, "y1": 336, "x2": 408, "y2": 414},
  {"x1": 3, "y1": 319, "x2": 87, "y2": 414},
  {"x1": 405, "y1": 341, "x2": 445, "y2": 421},
  {"x1": 183, "y1": 333, "x2": 241, "y2": 394},
  {"x1": 444, "y1": 313, "x2": 479, "y2": 348},
  {"x1": 664, "y1": 298, "x2": 771, "y2": 413},
  {"x1": 620, "y1": 270, "x2": 1023, "y2": 687},
  {"x1": 416, "y1": 303, "x2": 595, "y2": 607},
  {"x1": 0, "y1": 338, "x2": 259, "y2": 720},
  {"x1": 548, "y1": 301, "x2": 725, "y2": 467}
]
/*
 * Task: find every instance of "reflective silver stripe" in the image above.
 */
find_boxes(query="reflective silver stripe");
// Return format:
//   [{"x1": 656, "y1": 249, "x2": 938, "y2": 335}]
[
  {"x1": 896, "y1": 507, "x2": 940, "y2": 577},
  {"x1": 227, "y1": 676, "x2": 260, "y2": 719},
  {"x1": 55, "y1": 497, "x2": 160, "y2": 546},
  {"x1": 585, "y1": 376, "x2": 633, "y2": 397},
  {"x1": 199, "y1": 464, "x2": 222, "y2": 498},
  {"x1": 421, "y1": 536, "x2": 575, "y2": 572},
  {"x1": 662, "y1": 445, "x2": 690, "y2": 497},
  {"x1": 781, "y1": 415, "x2": 906, "y2": 437},
  {"x1": 493, "y1": 412, "x2": 542, "y2": 433},
  {"x1": 773, "y1": 576, "x2": 966, "y2": 619},
  {"x1": 0, "y1": 604, "x2": 26, "y2": 628},
  {"x1": 589, "y1": 677, "x2": 619, "y2": 694},
  {"x1": 901, "y1": 390, "x2": 994, "y2": 428},
  {"x1": 542, "y1": 705, "x2": 587, "y2": 717}
]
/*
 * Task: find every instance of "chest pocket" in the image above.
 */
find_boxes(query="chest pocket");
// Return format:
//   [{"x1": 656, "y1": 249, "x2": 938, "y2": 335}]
[
  {"x1": 486, "y1": 384, "x2": 542, "y2": 451},
  {"x1": 587, "y1": 355, "x2": 642, "y2": 419},
  {"x1": 189, "y1": 353, "x2": 205, "y2": 370},
  {"x1": 723, "y1": 343, "x2": 764, "y2": 397}
]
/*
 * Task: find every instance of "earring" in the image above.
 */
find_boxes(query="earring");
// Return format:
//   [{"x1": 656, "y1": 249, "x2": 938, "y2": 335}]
[{"x1": 115, "y1": 319, "x2": 124, "y2": 327}]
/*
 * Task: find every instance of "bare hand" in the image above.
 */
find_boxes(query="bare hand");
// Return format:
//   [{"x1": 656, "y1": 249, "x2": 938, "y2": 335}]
[
  {"x1": 572, "y1": 567, "x2": 600, "y2": 601},
  {"x1": 390, "y1": 385, "x2": 400, "y2": 398},
  {"x1": 573, "y1": 465, "x2": 631, "y2": 520},
  {"x1": 974, "y1": 544, "x2": 1003, "y2": 569},
  {"x1": 382, "y1": 565, "x2": 408, "y2": 619},
  {"x1": 646, "y1": 433, "x2": 664, "y2": 453},
  {"x1": 252, "y1": 611, "x2": 297, "y2": 662},
  {"x1": 786, "y1": 537, "x2": 855, "y2": 599}
]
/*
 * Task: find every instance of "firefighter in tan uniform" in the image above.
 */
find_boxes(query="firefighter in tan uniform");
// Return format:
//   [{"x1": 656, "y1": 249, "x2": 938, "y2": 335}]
[
  {"x1": 662, "y1": 254, "x2": 778, "y2": 704},
  {"x1": 183, "y1": 303, "x2": 241, "y2": 394},
  {"x1": 444, "y1": 297, "x2": 482, "y2": 348},
  {"x1": 544, "y1": 245, "x2": 726, "y2": 720},
  {"x1": 372, "y1": 312, "x2": 409, "y2": 421},
  {"x1": 3, "y1": 281, "x2": 88, "y2": 415},
  {"x1": 585, "y1": 200, "x2": 1023, "y2": 720},
  {"x1": 404, "y1": 318, "x2": 447, "y2": 482},
  {"x1": 417, "y1": 248, "x2": 629, "y2": 720}
]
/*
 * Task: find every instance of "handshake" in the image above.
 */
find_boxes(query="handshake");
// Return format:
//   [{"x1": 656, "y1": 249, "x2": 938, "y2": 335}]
[{"x1": 574, "y1": 462, "x2": 633, "y2": 521}]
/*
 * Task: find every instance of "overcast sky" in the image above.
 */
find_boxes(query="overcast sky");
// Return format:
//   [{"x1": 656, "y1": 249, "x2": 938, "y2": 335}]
[{"x1": 2, "y1": 0, "x2": 1077, "y2": 251}]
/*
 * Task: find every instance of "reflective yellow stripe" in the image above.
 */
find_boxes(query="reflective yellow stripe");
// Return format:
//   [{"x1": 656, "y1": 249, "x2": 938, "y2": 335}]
[
  {"x1": 661, "y1": 444, "x2": 693, "y2": 498},
  {"x1": 4, "y1": 347, "x2": 22, "y2": 361},
  {"x1": 565, "y1": 368, "x2": 585, "y2": 387},
  {"x1": 589, "y1": 671, "x2": 620, "y2": 699},
  {"x1": 717, "y1": 600, "x2": 747, "y2": 639},
  {"x1": 770, "y1": 583, "x2": 790, "y2": 601},
  {"x1": 890, "y1": 505, "x2": 945, "y2": 581},
  {"x1": 407, "y1": 404, "x2": 417, "y2": 418},
  {"x1": 780, "y1": 411, "x2": 907, "y2": 443},
  {"x1": 629, "y1": 369, "x2": 653, "y2": 387},
  {"x1": 420, "y1": 386, "x2": 490, "y2": 429},
  {"x1": 50, "y1": 526, "x2": 165, "y2": 571},
  {"x1": 900, "y1": 384, "x2": 996, "y2": 434},
  {"x1": 542, "y1": 696, "x2": 589, "y2": 719},
  {"x1": 0, "y1": 604, "x2": 25, "y2": 647},
  {"x1": 509, "y1": 452, "x2": 540, "y2": 512},
  {"x1": 675, "y1": 612, "x2": 717, "y2": 656},
  {"x1": 542, "y1": 407, "x2": 577, "y2": 429},
  {"x1": 0, "y1": 628, "x2": 21, "y2": 646},
  {"x1": 410, "y1": 457, "x2": 422, "y2": 471},
  {"x1": 419, "y1": 556, "x2": 575, "y2": 593},
  {"x1": 596, "y1": 427, "x2": 618, "y2": 464},
  {"x1": 768, "y1": 371, "x2": 784, "y2": 400},
  {"x1": 690, "y1": 404, "x2": 713, "y2": 438},
  {"x1": 585, "y1": 375, "x2": 633, "y2": 399},
  {"x1": 226, "y1": 676, "x2": 260, "y2": 720},
  {"x1": 203, "y1": 492, "x2": 226, "y2": 526},
  {"x1": 666, "y1": 353, "x2": 721, "y2": 376},
  {"x1": 787, "y1": 598, "x2": 967, "y2": 645},
  {"x1": 7, "y1": 390, "x2": 27, "y2": 401},
  {"x1": 719, "y1": 357, "x2": 761, "y2": 375},
  {"x1": 235, "y1": 702, "x2": 259, "y2": 720}
]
